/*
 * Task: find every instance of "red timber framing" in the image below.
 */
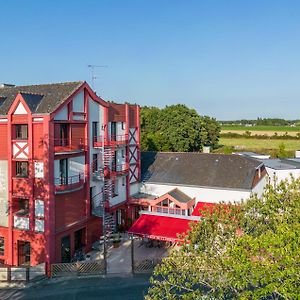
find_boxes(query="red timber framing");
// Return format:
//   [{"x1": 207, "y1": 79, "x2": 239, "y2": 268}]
[{"x1": 128, "y1": 105, "x2": 140, "y2": 184}]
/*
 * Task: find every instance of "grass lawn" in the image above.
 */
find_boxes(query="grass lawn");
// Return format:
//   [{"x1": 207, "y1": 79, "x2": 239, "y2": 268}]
[
  {"x1": 220, "y1": 137, "x2": 300, "y2": 151},
  {"x1": 221, "y1": 125, "x2": 300, "y2": 132}
]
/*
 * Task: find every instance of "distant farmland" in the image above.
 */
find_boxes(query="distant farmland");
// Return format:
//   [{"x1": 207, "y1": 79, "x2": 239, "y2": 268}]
[
  {"x1": 220, "y1": 137, "x2": 300, "y2": 152},
  {"x1": 221, "y1": 125, "x2": 300, "y2": 131},
  {"x1": 221, "y1": 125, "x2": 300, "y2": 137}
]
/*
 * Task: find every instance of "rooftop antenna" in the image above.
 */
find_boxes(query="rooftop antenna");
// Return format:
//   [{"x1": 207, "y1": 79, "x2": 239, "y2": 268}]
[{"x1": 87, "y1": 64, "x2": 108, "y2": 90}]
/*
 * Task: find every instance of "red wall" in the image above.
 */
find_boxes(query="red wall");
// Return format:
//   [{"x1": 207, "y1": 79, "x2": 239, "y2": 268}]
[
  {"x1": 0, "y1": 124, "x2": 8, "y2": 159},
  {"x1": 0, "y1": 226, "x2": 46, "y2": 266},
  {"x1": 71, "y1": 124, "x2": 85, "y2": 141},
  {"x1": 55, "y1": 187, "x2": 87, "y2": 231},
  {"x1": 32, "y1": 123, "x2": 45, "y2": 160}
]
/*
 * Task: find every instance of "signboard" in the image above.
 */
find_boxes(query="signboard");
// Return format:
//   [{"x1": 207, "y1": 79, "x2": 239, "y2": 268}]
[{"x1": 34, "y1": 162, "x2": 44, "y2": 178}]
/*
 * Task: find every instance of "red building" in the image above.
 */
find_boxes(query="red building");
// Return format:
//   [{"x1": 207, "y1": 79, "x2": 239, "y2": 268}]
[{"x1": 0, "y1": 81, "x2": 140, "y2": 270}]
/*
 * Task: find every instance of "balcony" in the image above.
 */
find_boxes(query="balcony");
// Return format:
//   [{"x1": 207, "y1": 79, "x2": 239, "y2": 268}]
[
  {"x1": 14, "y1": 215, "x2": 30, "y2": 230},
  {"x1": 53, "y1": 138, "x2": 86, "y2": 154},
  {"x1": 93, "y1": 134, "x2": 128, "y2": 148},
  {"x1": 54, "y1": 173, "x2": 85, "y2": 194}
]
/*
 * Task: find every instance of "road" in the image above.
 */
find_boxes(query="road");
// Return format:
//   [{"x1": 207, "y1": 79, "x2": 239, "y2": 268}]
[{"x1": 0, "y1": 274, "x2": 151, "y2": 300}]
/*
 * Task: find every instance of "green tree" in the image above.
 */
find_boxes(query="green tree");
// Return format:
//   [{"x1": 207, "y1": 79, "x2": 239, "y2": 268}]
[
  {"x1": 146, "y1": 179, "x2": 300, "y2": 299},
  {"x1": 277, "y1": 142, "x2": 288, "y2": 158},
  {"x1": 140, "y1": 105, "x2": 220, "y2": 152}
]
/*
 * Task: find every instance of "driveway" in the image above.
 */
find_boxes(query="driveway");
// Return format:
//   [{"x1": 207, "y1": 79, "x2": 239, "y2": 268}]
[{"x1": 0, "y1": 275, "x2": 151, "y2": 300}]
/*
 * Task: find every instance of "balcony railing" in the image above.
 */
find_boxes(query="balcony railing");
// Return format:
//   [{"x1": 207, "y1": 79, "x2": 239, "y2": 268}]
[
  {"x1": 155, "y1": 207, "x2": 186, "y2": 216},
  {"x1": 54, "y1": 173, "x2": 85, "y2": 194},
  {"x1": 14, "y1": 215, "x2": 30, "y2": 230},
  {"x1": 110, "y1": 163, "x2": 129, "y2": 176},
  {"x1": 53, "y1": 138, "x2": 86, "y2": 153},
  {"x1": 93, "y1": 134, "x2": 128, "y2": 148}
]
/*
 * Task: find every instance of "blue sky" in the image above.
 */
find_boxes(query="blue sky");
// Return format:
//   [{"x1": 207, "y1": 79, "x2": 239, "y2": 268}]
[{"x1": 1, "y1": 0, "x2": 300, "y2": 120}]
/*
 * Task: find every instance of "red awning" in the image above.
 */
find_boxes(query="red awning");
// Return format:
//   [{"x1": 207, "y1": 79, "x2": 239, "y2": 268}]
[
  {"x1": 128, "y1": 213, "x2": 196, "y2": 242},
  {"x1": 191, "y1": 202, "x2": 217, "y2": 216}
]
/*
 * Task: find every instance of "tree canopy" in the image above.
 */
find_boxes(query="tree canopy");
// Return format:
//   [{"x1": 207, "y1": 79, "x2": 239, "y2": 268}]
[
  {"x1": 141, "y1": 105, "x2": 220, "y2": 152},
  {"x1": 146, "y1": 178, "x2": 300, "y2": 299}
]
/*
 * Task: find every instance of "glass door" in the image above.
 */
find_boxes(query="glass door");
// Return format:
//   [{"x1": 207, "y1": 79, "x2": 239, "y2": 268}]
[{"x1": 61, "y1": 235, "x2": 71, "y2": 263}]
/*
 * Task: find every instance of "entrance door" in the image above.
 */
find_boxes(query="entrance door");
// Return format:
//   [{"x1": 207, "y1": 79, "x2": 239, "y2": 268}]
[
  {"x1": 18, "y1": 241, "x2": 30, "y2": 266},
  {"x1": 61, "y1": 235, "x2": 71, "y2": 263}
]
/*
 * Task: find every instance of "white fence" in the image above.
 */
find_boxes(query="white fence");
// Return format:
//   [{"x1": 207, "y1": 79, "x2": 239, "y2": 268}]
[{"x1": 0, "y1": 263, "x2": 46, "y2": 282}]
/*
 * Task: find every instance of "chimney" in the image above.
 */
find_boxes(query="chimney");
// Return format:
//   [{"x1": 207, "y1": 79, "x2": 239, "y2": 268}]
[
  {"x1": 0, "y1": 83, "x2": 15, "y2": 89},
  {"x1": 203, "y1": 146, "x2": 211, "y2": 154}
]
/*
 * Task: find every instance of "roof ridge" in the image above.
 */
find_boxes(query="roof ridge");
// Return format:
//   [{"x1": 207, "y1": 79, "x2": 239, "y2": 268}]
[
  {"x1": 15, "y1": 80, "x2": 84, "y2": 89},
  {"x1": 20, "y1": 91, "x2": 44, "y2": 96}
]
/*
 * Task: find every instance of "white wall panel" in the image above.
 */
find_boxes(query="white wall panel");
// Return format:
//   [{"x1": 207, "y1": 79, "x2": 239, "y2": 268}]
[
  {"x1": 73, "y1": 90, "x2": 84, "y2": 112},
  {"x1": 54, "y1": 106, "x2": 68, "y2": 120},
  {"x1": 141, "y1": 183, "x2": 252, "y2": 204}
]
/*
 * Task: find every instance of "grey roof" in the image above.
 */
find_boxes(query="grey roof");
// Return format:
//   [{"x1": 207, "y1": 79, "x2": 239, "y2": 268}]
[
  {"x1": 168, "y1": 188, "x2": 193, "y2": 203},
  {"x1": 141, "y1": 152, "x2": 263, "y2": 190},
  {"x1": 130, "y1": 192, "x2": 157, "y2": 200},
  {"x1": 0, "y1": 81, "x2": 84, "y2": 115},
  {"x1": 262, "y1": 158, "x2": 300, "y2": 170}
]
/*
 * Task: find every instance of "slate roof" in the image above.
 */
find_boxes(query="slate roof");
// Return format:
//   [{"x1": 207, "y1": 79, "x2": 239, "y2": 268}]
[
  {"x1": 168, "y1": 188, "x2": 193, "y2": 203},
  {"x1": 0, "y1": 81, "x2": 84, "y2": 115},
  {"x1": 141, "y1": 152, "x2": 263, "y2": 190},
  {"x1": 261, "y1": 158, "x2": 300, "y2": 170}
]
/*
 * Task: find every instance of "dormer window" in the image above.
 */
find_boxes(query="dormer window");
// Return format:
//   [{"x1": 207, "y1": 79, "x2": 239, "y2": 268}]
[{"x1": 15, "y1": 124, "x2": 28, "y2": 140}]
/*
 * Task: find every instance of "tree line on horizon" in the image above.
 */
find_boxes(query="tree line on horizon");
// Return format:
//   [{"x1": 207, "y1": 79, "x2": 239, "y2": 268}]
[
  {"x1": 140, "y1": 104, "x2": 221, "y2": 152},
  {"x1": 221, "y1": 117, "x2": 300, "y2": 126}
]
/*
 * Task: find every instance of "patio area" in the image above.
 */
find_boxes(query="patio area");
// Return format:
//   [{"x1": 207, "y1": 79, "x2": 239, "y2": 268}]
[{"x1": 85, "y1": 234, "x2": 174, "y2": 274}]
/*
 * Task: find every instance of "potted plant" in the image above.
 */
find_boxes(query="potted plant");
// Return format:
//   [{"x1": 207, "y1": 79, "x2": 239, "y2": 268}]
[
  {"x1": 113, "y1": 234, "x2": 121, "y2": 248},
  {"x1": 113, "y1": 237, "x2": 121, "y2": 248}
]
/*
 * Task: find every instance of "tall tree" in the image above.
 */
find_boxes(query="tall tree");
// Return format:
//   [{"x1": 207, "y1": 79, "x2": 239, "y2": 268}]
[
  {"x1": 141, "y1": 105, "x2": 220, "y2": 152},
  {"x1": 146, "y1": 178, "x2": 300, "y2": 299}
]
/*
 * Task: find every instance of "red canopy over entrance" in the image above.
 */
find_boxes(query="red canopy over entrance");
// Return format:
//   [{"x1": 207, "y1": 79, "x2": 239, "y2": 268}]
[{"x1": 128, "y1": 213, "x2": 198, "y2": 243}]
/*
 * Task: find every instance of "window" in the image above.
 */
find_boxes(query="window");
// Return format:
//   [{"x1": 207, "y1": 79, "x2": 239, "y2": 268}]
[
  {"x1": 0, "y1": 237, "x2": 4, "y2": 256},
  {"x1": 15, "y1": 124, "x2": 28, "y2": 140},
  {"x1": 92, "y1": 122, "x2": 98, "y2": 142},
  {"x1": 35, "y1": 199, "x2": 44, "y2": 217},
  {"x1": 121, "y1": 149, "x2": 125, "y2": 158},
  {"x1": 16, "y1": 199, "x2": 29, "y2": 216},
  {"x1": 92, "y1": 154, "x2": 98, "y2": 172},
  {"x1": 113, "y1": 179, "x2": 118, "y2": 196},
  {"x1": 16, "y1": 161, "x2": 29, "y2": 178},
  {"x1": 122, "y1": 176, "x2": 125, "y2": 186},
  {"x1": 111, "y1": 122, "x2": 117, "y2": 141},
  {"x1": 59, "y1": 159, "x2": 68, "y2": 178},
  {"x1": 121, "y1": 122, "x2": 125, "y2": 130},
  {"x1": 59, "y1": 124, "x2": 69, "y2": 146}
]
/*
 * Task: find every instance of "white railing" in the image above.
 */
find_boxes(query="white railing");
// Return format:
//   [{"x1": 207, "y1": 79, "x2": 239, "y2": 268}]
[{"x1": 156, "y1": 207, "x2": 185, "y2": 215}]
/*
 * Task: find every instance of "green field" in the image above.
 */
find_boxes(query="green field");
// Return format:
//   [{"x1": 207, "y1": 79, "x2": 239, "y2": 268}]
[
  {"x1": 221, "y1": 125, "x2": 300, "y2": 132},
  {"x1": 220, "y1": 137, "x2": 300, "y2": 151}
]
